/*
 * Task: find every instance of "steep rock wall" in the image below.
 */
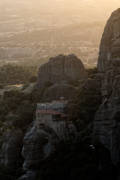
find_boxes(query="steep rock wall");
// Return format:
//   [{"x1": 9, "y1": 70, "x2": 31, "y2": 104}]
[{"x1": 94, "y1": 8, "x2": 120, "y2": 164}]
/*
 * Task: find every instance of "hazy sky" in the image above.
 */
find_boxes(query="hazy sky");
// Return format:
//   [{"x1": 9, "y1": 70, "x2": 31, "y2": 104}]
[{"x1": 0, "y1": 0, "x2": 120, "y2": 22}]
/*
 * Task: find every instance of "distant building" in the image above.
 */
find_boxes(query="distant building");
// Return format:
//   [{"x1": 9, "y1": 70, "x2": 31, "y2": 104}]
[
  {"x1": 36, "y1": 99, "x2": 68, "y2": 135},
  {"x1": 36, "y1": 100, "x2": 67, "y2": 121},
  {"x1": 35, "y1": 99, "x2": 77, "y2": 140}
]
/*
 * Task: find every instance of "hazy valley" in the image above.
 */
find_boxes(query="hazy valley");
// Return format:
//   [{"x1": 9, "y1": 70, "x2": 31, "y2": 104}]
[{"x1": 0, "y1": 0, "x2": 117, "y2": 68}]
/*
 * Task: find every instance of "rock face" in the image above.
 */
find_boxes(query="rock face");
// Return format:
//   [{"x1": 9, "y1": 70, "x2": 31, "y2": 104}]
[
  {"x1": 22, "y1": 125, "x2": 58, "y2": 171},
  {"x1": 0, "y1": 129, "x2": 23, "y2": 170},
  {"x1": 37, "y1": 54, "x2": 87, "y2": 101},
  {"x1": 94, "y1": 8, "x2": 120, "y2": 164},
  {"x1": 37, "y1": 54, "x2": 86, "y2": 88},
  {"x1": 98, "y1": 8, "x2": 120, "y2": 72},
  {"x1": 42, "y1": 83, "x2": 77, "y2": 101},
  {"x1": 22, "y1": 118, "x2": 76, "y2": 171},
  {"x1": 0, "y1": 111, "x2": 76, "y2": 180},
  {"x1": 19, "y1": 101, "x2": 77, "y2": 179}
]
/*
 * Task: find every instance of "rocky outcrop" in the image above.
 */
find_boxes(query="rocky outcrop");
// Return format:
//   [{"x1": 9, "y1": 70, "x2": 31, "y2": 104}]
[
  {"x1": 0, "y1": 129, "x2": 23, "y2": 170},
  {"x1": 18, "y1": 170, "x2": 37, "y2": 180},
  {"x1": 37, "y1": 54, "x2": 86, "y2": 88},
  {"x1": 22, "y1": 125, "x2": 58, "y2": 171},
  {"x1": 36, "y1": 54, "x2": 87, "y2": 101},
  {"x1": 0, "y1": 54, "x2": 85, "y2": 179},
  {"x1": 98, "y1": 8, "x2": 120, "y2": 72},
  {"x1": 0, "y1": 112, "x2": 77, "y2": 180},
  {"x1": 94, "y1": 8, "x2": 120, "y2": 164},
  {"x1": 42, "y1": 83, "x2": 77, "y2": 101},
  {"x1": 19, "y1": 107, "x2": 77, "y2": 179}
]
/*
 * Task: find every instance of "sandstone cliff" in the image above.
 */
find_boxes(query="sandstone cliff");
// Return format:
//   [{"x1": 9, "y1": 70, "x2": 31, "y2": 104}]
[
  {"x1": 94, "y1": 8, "x2": 120, "y2": 164},
  {"x1": 36, "y1": 54, "x2": 87, "y2": 101},
  {"x1": 98, "y1": 8, "x2": 120, "y2": 72},
  {"x1": 37, "y1": 54, "x2": 86, "y2": 87}
]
